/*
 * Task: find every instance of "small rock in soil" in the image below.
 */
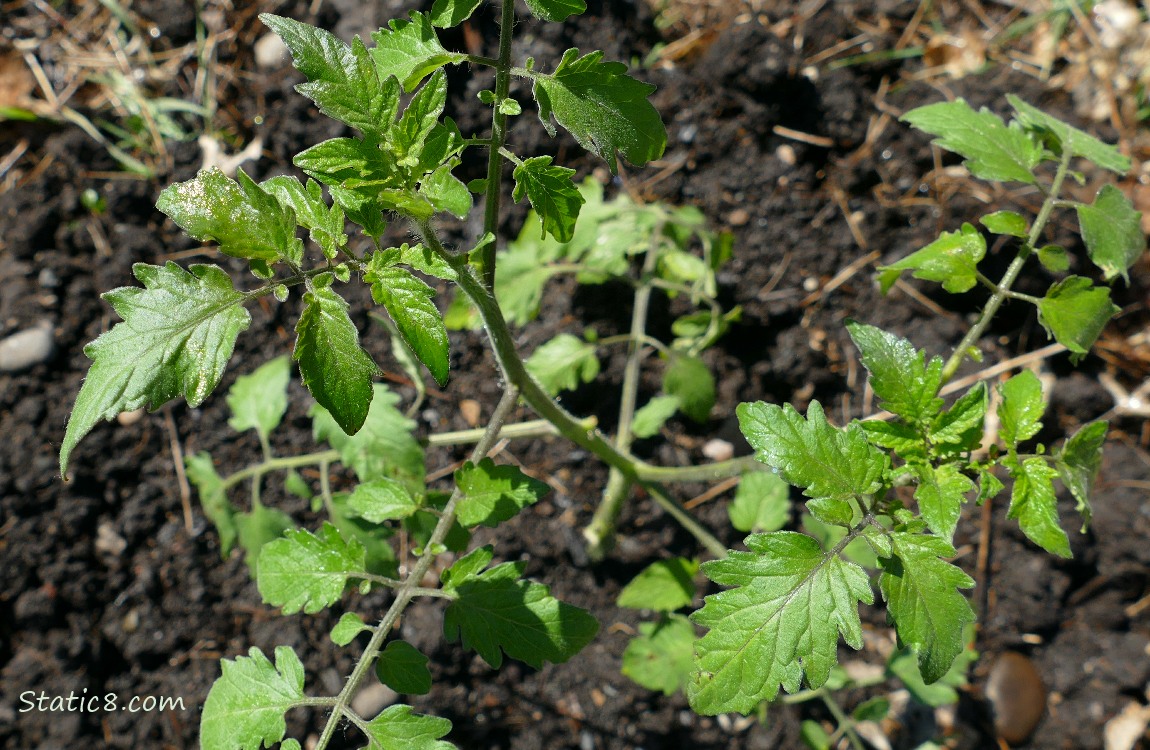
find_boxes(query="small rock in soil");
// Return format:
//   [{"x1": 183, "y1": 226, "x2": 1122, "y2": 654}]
[
  {"x1": 351, "y1": 682, "x2": 397, "y2": 718},
  {"x1": 0, "y1": 321, "x2": 53, "y2": 372},
  {"x1": 987, "y1": 651, "x2": 1047, "y2": 744},
  {"x1": 702, "y1": 438, "x2": 735, "y2": 461},
  {"x1": 459, "y1": 398, "x2": 481, "y2": 427},
  {"x1": 254, "y1": 32, "x2": 289, "y2": 69}
]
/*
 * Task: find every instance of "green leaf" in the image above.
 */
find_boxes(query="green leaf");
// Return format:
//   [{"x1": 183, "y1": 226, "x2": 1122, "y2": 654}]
[
  {"x1": 617, "y1": 557, "x2": 698, "y2": 611},
  {"x1": 361, "y1": 704, "x2": 456, "y2": 750},
  {"x1": 664, "y1": 353, "x2": 715, "y2": 423},
  {"x1": 347, "y1": 478, "x2": 420, "y2": 523},
  {"x1": 533, "y1": 48, "x2": 666, "y2": 173},
  {"x1": 860, "y1": 419, "x2": 926, "y2": 459},
  {"x1": 441, "y1": 545, "x2": 494, "y2": 589},
  {"x1": 729, "y1": 471, "x2": 790, "y2": 533},
  {"x1": 227, "y1": 355, "x2": 290, "y2": 439},
  {"x1": 312, "y1": 384, "x2": 425, "y2": 493},
  {"x1": 1007, "y1": 457, "x2": 1071, "y2": 558},
  {"x1": 257, "y1": 523, "x2": 366, "y2": 614},
  {"x1": 631, "y1": 394, "x2": 681, "y2": 438},
  {"x1": 689, "y1": 532, "x2": 874, "y2": 714},
  {"x1": 998, "y1": 370, "x2": 1045, "y2": 450},
  {"x1": 737, "y1": 400, "x2": 887, "y2": 501},
  {"x1": 395, "y1": 242, "x2": 459, "y2": 281},
  {"x1": 621, "y1": 614, "x2": 695, "y2": 696},
  {"x1": 523, "y1": 0, "x2": 587, "y2": 22},
  {"x1": 802, "y1": 514, "x2": 879, "y2": 571},
  {"x1": 186, "y1": 452, "x2": 238, "y2": 556},
  {"x1": 1055, "y1": 420, "x2": 1107, "y2": 531},
  {"x1": 1007, "y1": 94, "x2": 1131, "y2": 174},
  {"x1": 261, "y1": 176, "x2": 348, "y2": 259},
  {"x1": 912, "y1": 462, "x2": 972, "y2": 541},
  {"x1": 525, "y1": 333, "x2": 600, "y2": 395},
  {"x1": 929, "y1": 382, "x2": 987, "y2": 452},
  {"x1": 295, "y1": 137, "x2": 402, "y2": 196},
  {"x1": 365, "y1": 263, "x2": 450, "y2": 387},
  {"x1": 419, "y1": 162, "x2": 472, "y2": 218},
  {"x1": 284, "y1": 470, "x2": 313, "y2": 500},
  {"x1": 454, "y1": 457, "x2": 550, "y2": 528},
  {"x1": 877, "y1": 223, "x2": 987, "y2": 295},
  {"x1": 260, "y1": 14, "x2": 400, "y2": 137},
  {"x1": 1037, "y1": 244, "x2": 1071, "y2": 273},
  {"x1": 493, "y1": 248, "x2": 562, "y2": 324},
  {"x1": 977, "y1": 467, "x2": 1005, "y2": 504},
  {"x1": 1037, "y1": 276, "x2": 1119, "y2": 362},
  {"x1": 429, "y1": 0, "x2": 483, "y2": 28},
  {"x1": 442, "y1": 547, "x2": 599, "y2": 668},
  {"x1": 1077, "y1": 184, "x2": 1144, "y2": 283},
  {"x1": 376, "y1": 641, "x2": 432, "y2": 695},
  {"x1": 331, "y1": 612, "x2": 369, "y2": 646},
  {"x1": 393, "y1": 69, "x2": 448, "y2": 165},
  {"x1": 512, "y1": 155, "x2": 585, "y2": 243},
  {"x1": 888, "y1": 642, "x2": 976, "y2": 707},
  {"x1": 980, "y1": 210, "x2": 1029, "y2": 237},
  {"x1": 846, "y1": 321, "x2": 944, "y2": 425},
  {"x1": 157, "y1": 167, "x2": 303, "y2": 263},
  {"x1": 235, "y1": 501, "x2": 295, "y2": 576},
  {"x1": 295, "y1": 284, "x2": 378, "y2": 435},
  {"x1": 370, "y1": 13, "x2": 465, "y2": 92},
  {"x1": 900, "y1": 99, "x2": 1040, "y2": 184},
  {"x1": 801, "y1": 720, "x2": 832, "y2": 750},
  {"x1": 330, "y1": 492, "x2": 400, "y2": 577},
  {"x1": 61, "y1": 263, "x2": 250, "y2": 475},
  {"x1": 878, "y1": 532, "x2": 976, "y2": 684},
  {"x1": 200, "y1": 646, "x2": 306, "y2": 750},
  {"x1": 853, "y1": 696, "x2": 891, "y2": 722}
]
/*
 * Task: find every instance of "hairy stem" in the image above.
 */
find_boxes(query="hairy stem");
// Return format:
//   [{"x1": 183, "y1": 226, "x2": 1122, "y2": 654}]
[
  {"x1": 418, "y1": 220, "x2": 728, "y2": 557},
  {"x1": 476, "y1": 0, "x2": 517, "y2": 290},
  {"x1": 313, "y1": 387, "x2": 520, "y2": 750},
  {"x1": 585, "y1": 226, "x2": 663, "y2": 560},
  {"x1": 940, "y1": 147, "x2": 1074, "y2": 383}
]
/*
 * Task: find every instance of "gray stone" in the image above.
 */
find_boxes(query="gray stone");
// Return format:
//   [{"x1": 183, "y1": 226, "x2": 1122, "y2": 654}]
[{"x1": 0, "y1": 322, "x2": 53, "y2": 372}]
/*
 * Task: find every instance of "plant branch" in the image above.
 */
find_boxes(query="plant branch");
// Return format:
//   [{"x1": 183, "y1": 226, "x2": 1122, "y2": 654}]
[
  {"x1": 418, "y1": 220, "x2": 729, "y2": 558},
  {"x1": 585, "y1": 228, "x2": 662, "y2": 560},
  {"x1": 940, "y1": 147, "x2": 1074, "y2": 384},
  {"x1": 313, "y1": 387, "x2": 521, "y2": 750},
  {"x1": 476, "y1": 0, "x2": 517, "y2": 290}
]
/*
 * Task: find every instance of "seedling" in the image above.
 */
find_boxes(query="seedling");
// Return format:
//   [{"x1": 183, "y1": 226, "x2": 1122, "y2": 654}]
[{"x1": 59, "y1": 0, "x2": 1138, "y2": 745}]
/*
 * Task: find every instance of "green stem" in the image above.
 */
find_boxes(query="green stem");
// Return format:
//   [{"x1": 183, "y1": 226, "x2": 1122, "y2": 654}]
[
  {"x1": 312, "y1": 387, "x2": 521, "y2": 750},
  {"x1": 465, "y1": 54, "x2": 499, "y2": 68},
  {"x1": 585, "y1": 228, "x2": 662, "y2": 560},
  {"x1": 940, "y1": 147, "x2": 1074, "y2": 384},
  {"x1": 477, "y1": 0, "x2": 517, "y2": 290},
  {"x1": 821, "y1": 690, "x2": 866, "y2": 750},
  {"x1": 428, "y1": 417, "x2": 597, "y2": 446},
  {"x1": 635, "y1": 455, "x2": 762, "y2": 483},
  {"x1": 220, "y1": 450, "x2": 341, "y2": 492},
  {"x1": 419, "y1": 220, "x2": 728, "y2": 557}
]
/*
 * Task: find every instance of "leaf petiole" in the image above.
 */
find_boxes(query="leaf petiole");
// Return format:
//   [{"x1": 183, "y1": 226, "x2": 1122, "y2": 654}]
[{"x1": 940, "y1": 145, "x2": 1075, "y2": 383}]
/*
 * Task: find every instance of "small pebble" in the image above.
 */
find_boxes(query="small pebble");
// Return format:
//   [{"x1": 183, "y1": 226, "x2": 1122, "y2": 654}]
[
  {"x1": 726, "y1": 208, "x2": 750, "y2": 227},
  {"x1": 459, "y1": 398, "x2": 482, "y2": 427},
  {"x1": 350, "y1": 682, "x2": 397, "y2": 718},
  {"x1": 0, "y1": 322, "x2": 54, "y2": 372},
  {"x1": 118, "y1": 407, "x2": 145, "y2": 426},
  {"x1": 986, "y1": 651, "x2": 1047, "y2": 744},
  {"x1": 702, "y1": 438, "x2": 734, "y2": 462},
  {"x1": 95, "y1": 522, "x2": 128, "y2": 557},
  {"x1": 254, "y1": 32, "x2": 289, "y2": 69},
  {"x1": 38, "y1": 268, "x2": 59, "y2": 288}
]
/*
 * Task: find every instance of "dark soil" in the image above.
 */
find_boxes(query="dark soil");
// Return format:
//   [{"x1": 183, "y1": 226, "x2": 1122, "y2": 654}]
[{"x1": 2, "y1": 1, "x2": 1148, "y2": 749}]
